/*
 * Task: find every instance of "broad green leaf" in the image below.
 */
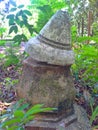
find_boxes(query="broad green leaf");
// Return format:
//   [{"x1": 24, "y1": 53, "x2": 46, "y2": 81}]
[
  {"x1": 10, "y1": 7, "x2": 17, "y2": 12},
  {"x1": 18, "y1": 5, "x2": 24, "y2": 8},
  {"x1": 25, "y1": 104, "x2": 44, "y2": 117},
  {"x1": 13, "y1": 110, "x2": 24, "y2": 118},
  {"x1": 7, "y1": 14, "x2": 14, "y2": 19},
  {"x1": 21, "y1": 34, "x2": 28, "y2": 41},
  {"x1": 0, "y1": 40, "x2": 6, "y2": 46},
  {"x1": 15, "y1": 17, "x2": 22, "y2": 26},
  {"x1": 18, "y1": 127, "x2": 24, "y2": 130},
  {"x1": 24, "y1": 104, "x2": 54, "y2": 118},
  {"x1": 13, "y1": 34, "x2": 27, "y2": 43},
  {"x1": 19, "y1": 21, "x2": 24, "y2": 27},
  {"x1": 26, "y1": 24, "x2": 35, "y2": 35},
  {"x1": 7, "y1": 125, "x2": 19, "y2": 130},
  {"x1": 2, "y1": 118, "x2": 21, "y2": 127},
  {"x1": 90, "y1": 106, "x2": 98, "y2": 124},
  {"x1": 23, "y1": 115, "x2": 34, "y2": 124},
  {"x1": 9, "y1": 25, "x2": 18, "y2": 34},
  {"x1": 28, "y1": 27, "x2": 34, "y2": 35},
  {"x1": 9, "y1": 19, "x2": 15, "y2": 26},
  {"x1": 22, "y1": 14, "x2": 28, "y2": 20},
  {"x1": 16, "y1": 10, "x2": 23, "y2": 17},
  {"x1": 14, "y1": 25, "x2": 18, "y2": 33},
  {"x1": 17, "y1": 103, "x2": 29, "y2": 111},
  {"x1": 4, "y1": 55, "x2": 19, "y2": 67},
  {"x1": 23, "y1": 10, "x2": 32, "y2": 16},
  {"x1": 13, "y1": 34, "x2": 23, "y2": 43},
  {"x1": 9, "y1": 26, "x2": 14, "y2": 34}
]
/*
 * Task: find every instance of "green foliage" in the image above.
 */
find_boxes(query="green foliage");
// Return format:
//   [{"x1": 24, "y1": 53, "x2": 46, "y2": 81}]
[
  {"x1": 3, "y1": 43, "x2": 20, "y2": 67},
  {"x1": 0, "y1": 27, "x2": 6, "y2": 38},
  {"x1": 0, "y1": 100, "x2": 55, "y2": 130},
  {"x1": 0, "y1": 40, "x2": 6, "y2": 46},
  {"x1": 29, "y1": 0, "x2": 67, "y2": 32},
  {"x1": 0, "y1": 41, "x2": 22, "y2": 67},
  {"x1": 3, "y1": 77, "x2": 19, "y2": 90},
  {"x1": 92, "y1": 22, "x2": 98, "y2": 36},
  {"x1": 90, "y1": 106, "x2": 98, "y2": 125},
  {"x1": 71, "y1": 25, "x2": 77, "y2": 43},
  {"x1": 72, "y1": 43, "x2": 98, "y2": 86},
  {"x1": 6, "y1": 3, "x2": 34, "y2": 44}
]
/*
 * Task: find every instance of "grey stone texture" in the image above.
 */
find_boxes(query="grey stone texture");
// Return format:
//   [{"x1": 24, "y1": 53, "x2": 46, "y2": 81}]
[
  {"x1": 25, "y1": 104, "x2": 91, "y2": 130},
  {"x1": 25, "y1": 10, "x2": 74, "y2": 66},
  {"x1": 16, "y1": 57, "x2": 76, "y2": 108}
]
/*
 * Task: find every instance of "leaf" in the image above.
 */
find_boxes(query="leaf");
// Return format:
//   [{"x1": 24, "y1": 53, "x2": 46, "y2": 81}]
[
  {"x1": 13, "y1": 110, "x2": 24, "y2": 118},
  {"x1": 12, "y1": 99, "x2": 25, "y2": 110},
  {"x1": 17, "y1": 103, "x2": 29, "y2": 111},
  {"x1": 16, "y1": 10, "x2": 23, "y2": 17},
  {"x1": 0, "y1": 53, "x2": 5, "y2": 58},
  {"x1": 14, "y1": 25, "x2": 18, "y2": 33},
  {"x1": 23, "y1": 10, "x2": 32, "y2": 16},
  {"x1": 7, "y1": 14, "x2": 14, "y2": 19},
  {"x1": 21, "y1": 34, "x2": 28, "y2": 41},
  {"x1": 9, "y1": 19, "x2": 15, "y2": 26},
  {"x1": 7, "y1": 14, "x2": 15, "y2": 25},
  {"x1": 19, "y1": 21, "x2": 24, "y2": 27},
  {"x1": 27, "y1": 24, "x2": 34, "y2": 35},
  {"x1": 9, "y1": 26, "x2": 14, "y2": 34},
  {"x1": 10, "y1": 7, "x2": 17, "y2": 12},
  {"x1": 2, "y1": 118, "x2": 21, "y2": 127},
  {"x1": 24, "y1": 104, "x2": 54, "y2": 118},
  {"x1": 23, "y1": 115, "x2": 34, "y2": 124},
  {"x1": 7, "y1": 125, "x2": 19, "y2": 130},
  {"x1": 0, "y1": 40, "x2": 6, "y2": 46},
  {"x1": 4, "y1": 55, "x2": 19, "y2": 67},
  {"x1": 18, "y1": 127, "x2": 24, "y2": 130},
  {"x1": 15, "y1": 17, "x2": 22, "y2": 26},
  {"x1": 13, "y1": 34, "x2": 27, "y2": 43},
  {"x1": 90, "y1": 106, "x2": 98, "y2": 124},
  {"x1": 18, "y1": 5, "x2": 24, "y2": 8},
  {"x1": 24, "y1": 104, "x2": 44, "y2": 118},
  {"x1": 22, "y1": 14, "x2": 28, "y2": 20},
  {"x1": 13, "y1": 34, "x2": 23, "y2": 43},
  {"x1": 9, "y1": 25, "x2": 18, "y2": 34}
]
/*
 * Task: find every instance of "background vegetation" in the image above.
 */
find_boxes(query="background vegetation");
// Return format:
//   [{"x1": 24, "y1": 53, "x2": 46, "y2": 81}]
[{"x1": 0, "y1": 0, "x2": 98, "y2": 129}]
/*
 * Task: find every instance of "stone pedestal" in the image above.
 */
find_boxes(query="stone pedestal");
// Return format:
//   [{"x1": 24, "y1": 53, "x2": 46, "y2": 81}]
[
  {"x1": 25, "y1": 104, "x2": 91, "y2": 130},
  {"x1": 16, "y1": 58, "x2": 91, "y2": 130},
  {"x1": 16, "y1": 57, "x2": 75, "y2": 108}
]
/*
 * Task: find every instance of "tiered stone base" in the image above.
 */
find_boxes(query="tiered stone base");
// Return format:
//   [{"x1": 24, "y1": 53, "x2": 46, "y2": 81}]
[
  {"x1": 16, "y1": 57, "x2": 91, "y2": 130},
  {"x1": 25, "y1": 104, "x2": 91, "y2": 130}
]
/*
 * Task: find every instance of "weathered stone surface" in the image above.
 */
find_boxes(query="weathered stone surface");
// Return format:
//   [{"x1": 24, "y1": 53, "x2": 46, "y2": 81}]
[
  {"x1": 17, "y1": 9, "x2": 91, "y2": 130},
  {"x1": 25, "y1": 10, "x2": 74, "y2": 66},
  {"x1": 39, "y1": 10, "x2": 71, "y2": 49},
  {"x1": 25, "y1": 38, "x2": 74, "y2": 66},
  {"x1": 25, "y1": 104, "x2": 91, "y2": 130},
  {"x1": 16, "y1": 57, "x2": 76, "y2": 108}
]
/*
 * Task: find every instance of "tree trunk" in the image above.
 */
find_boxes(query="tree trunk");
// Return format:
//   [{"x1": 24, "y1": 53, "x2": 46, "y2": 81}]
[
  {"x1": 81, "y1": 17, "x2": 84, "y2": 36},
  {"x1": 78, "y1": 22, "x2": 80, "y2": 36},
  {"x1": 87, "y1": 11, "x2": 93, "y2": 43}
]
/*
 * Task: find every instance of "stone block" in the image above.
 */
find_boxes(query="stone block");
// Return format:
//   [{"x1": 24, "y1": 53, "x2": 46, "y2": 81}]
[{"x1": 16, "y1": 57, "x2": 76, "y2": 108}]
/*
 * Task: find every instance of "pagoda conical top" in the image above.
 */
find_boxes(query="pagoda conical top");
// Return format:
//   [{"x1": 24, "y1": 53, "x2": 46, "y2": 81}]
[
  {"x1": 37, "y1": 10, "x2": 71, "y2": 50},
  {"x1": 25, "y1": 10, "x2": 74, "y2": 66}
]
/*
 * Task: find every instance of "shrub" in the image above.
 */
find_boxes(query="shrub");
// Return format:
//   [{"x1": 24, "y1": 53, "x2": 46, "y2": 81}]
[{"x1": 0, "y1": 99, "x2": 54, "y2": 130}]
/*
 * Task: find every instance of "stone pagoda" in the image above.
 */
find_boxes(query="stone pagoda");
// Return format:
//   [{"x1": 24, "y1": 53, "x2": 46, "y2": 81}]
[{"x1": 16, "y1": 10, "x2": 91, "y2": 130}]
